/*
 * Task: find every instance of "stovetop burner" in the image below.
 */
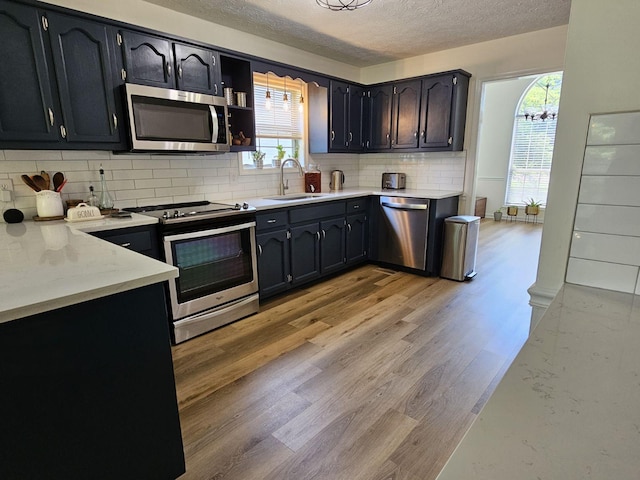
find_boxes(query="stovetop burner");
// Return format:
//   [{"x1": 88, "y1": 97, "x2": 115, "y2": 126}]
[{"x1": 123, "y1": 200, "x2": 255, "y2": 224}]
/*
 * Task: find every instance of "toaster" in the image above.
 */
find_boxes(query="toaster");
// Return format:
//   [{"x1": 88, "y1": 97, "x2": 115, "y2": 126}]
[{"x1": 381, "y1": 172, "x2": 407, "y2": 190}]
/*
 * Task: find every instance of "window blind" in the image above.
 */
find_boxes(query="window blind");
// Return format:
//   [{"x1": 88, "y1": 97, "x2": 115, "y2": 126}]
[
  {"x1": 253, "y1": 75, "x2": 304, "y2": 139},
  {"x1": 505, "y1": 117, "x2": 557, "y2": 205}
]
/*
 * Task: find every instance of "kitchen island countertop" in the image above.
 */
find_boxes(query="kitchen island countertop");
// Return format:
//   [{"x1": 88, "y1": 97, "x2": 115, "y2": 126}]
[
  {"x1": 0, "y1": 213, "x2": 177, "y2": 324},
  {"x1": 436, "y1": 283, "x2": 640, "y2": 479}
]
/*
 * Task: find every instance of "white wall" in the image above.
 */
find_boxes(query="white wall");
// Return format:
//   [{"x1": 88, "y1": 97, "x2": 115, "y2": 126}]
[
  {"x1": 530, "y1": 0, "x2": 640, "y2": 328},
  {"x1": 476, "y1": 76, "x2": 533, "y2": 214}
]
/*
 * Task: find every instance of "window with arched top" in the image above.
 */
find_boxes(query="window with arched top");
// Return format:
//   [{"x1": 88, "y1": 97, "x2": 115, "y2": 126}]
[{"x1": 505, "y1": 72, "x2": 563, "y2": 206}]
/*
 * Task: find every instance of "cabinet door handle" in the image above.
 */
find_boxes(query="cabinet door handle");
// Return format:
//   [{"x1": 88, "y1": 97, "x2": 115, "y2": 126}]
[
  {"x1": 322, "y1": 229, "x2": 326, "y2": 239},
  {"x1": 121, "y1": 69, "x2": 127, "y2": 81},
  {"x1": 347, "y1": 223, "x2": 352, "y2": 232},
  {"x1": 317, "y1": 231, "x2": 321, "y2": 241},
  {"x1": 414, "y1": 131, "x2": 418, "y2": 138},
  {"x1": 212, "y1": 55, "x2": 216, "y2": 66},
  {"x1": 352, "y1": 204, "x2": 359, "y2": 209},
  {"x1": 41, "y1": 15, "x2": 48, "y2": 31},
  {"x1": 120, "y1": 242, "x2": 132, "y2": 248},
  {"x1": 178, "y1": 65, "x2": 182, "y2": 78},
  {"x1": 348, "y1": 132, "x2": 353, "y2": 142},
  {"x1": 48, "y1": 108, "x2": 54, "y2": 126},
  {"x1": 331, "y1": 131, "x2": 335, "y2": 141},
  {"x1": 112, "y1": 113, "x2": 118, "y2": 130},
  {"x1": 448, "y1": 137, "x2": 453, "y2": 145},
  {"x1": 60, "y1": 125, "x2": 67, "y2": 138},
  {"x1": 166, "y1": 61, "x2": 172, "y2": 77},
  {"x1": 267, "y1": 219, "x2": 277, "y2": 224},
  {"x1": 214, "y1": 84, "x2": 218, "y2": 95},
  {"x1": 258, "y1": 244, "x2": 263, "y2": 256},
  {"x1": 420, "y1": 130, "x2": 425, "y2": 138}
]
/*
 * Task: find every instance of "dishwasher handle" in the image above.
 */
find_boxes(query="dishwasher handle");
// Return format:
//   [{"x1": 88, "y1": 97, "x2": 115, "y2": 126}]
[{"x1": 381, "y1": 200, "x2": 428, "y2": 210}]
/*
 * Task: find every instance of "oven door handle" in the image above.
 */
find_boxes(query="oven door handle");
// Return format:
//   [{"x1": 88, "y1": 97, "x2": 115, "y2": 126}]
[{"x1": 163, "y1": 221, "x2": 256, "y2": 242}]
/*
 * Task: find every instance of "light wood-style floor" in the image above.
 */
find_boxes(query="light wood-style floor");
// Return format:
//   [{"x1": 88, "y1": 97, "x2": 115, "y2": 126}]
[{"x1": 172, "y1": 219, "x2": 543, "y2": 480}]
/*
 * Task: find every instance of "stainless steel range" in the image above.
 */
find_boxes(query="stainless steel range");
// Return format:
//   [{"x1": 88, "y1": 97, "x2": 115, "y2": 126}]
[{"x1": 125, "y1": 201, "x2": 258, "y2": 344}]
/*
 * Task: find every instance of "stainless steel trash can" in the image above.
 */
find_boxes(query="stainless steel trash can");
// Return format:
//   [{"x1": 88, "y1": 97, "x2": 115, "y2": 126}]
[{"x1": 441, "y1": 215, "x2": 480, "y2": 281}]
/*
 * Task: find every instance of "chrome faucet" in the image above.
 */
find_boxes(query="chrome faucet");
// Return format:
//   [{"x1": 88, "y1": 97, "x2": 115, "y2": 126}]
[{"x1": 279, "y1": 158, "x2": 304, "y2": 195}]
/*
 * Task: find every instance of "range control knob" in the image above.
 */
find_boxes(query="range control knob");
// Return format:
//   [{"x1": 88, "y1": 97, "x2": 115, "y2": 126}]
[
  {"x1": 173, "y1": 210, "x2": 180, "y2": 218},
  {"x1": 234, "y1": 203, "x2": 242, "y2": 210},
  {"x1": 162, "y1": 211, "x2": 169, "y2": 219},
  {"x1": 242, "y1": 202, "x2": 249, "y2": 210}
]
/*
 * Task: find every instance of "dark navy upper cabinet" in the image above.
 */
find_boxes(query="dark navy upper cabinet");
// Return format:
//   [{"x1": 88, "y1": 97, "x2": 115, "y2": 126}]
[
  {"x1": 174, "y1": 43, "x2": 221, "y2": 96},
  {"x1": 48, "y1": 13, "x2": 122, "y2": 144},
  {"x1": 120, "y1": 30, "x2": 174, "y2": 88},
  {"x1": 329, "y1": 80, "x2": 349, "y2": 152},
  {"x1": 367, "y1": 85, "x2": 393, "y2": 150},
  {"x1": 392, "y1": 79, "x2": 421, "y2": 149},
  {"x1": 120, "y1": 30, "x2": 222, "y2": 96},
  {"x1": 348, "y1": 84, "x2": 366, "y2": 152},
  {"x1": 420, "y1": 72, "x2": 470, "y2": 151},
  {"x1": 0, "y1": 1, "x2": 58, "y2": 142}
]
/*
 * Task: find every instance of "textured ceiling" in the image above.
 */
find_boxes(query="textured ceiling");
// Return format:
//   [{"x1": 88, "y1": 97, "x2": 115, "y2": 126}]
[{"x1": 142, "y1": 0, "x2": 571, "y2": 67}]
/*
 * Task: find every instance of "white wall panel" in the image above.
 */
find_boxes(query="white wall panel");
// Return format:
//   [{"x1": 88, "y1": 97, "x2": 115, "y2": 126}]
[
  {"x1": 570, "y1": 232, "x2": 640, "y2": 266},
  {"x1": 578, "y1": 176, "x2": 640, "y2": 206},
  {"x1": 583, "y1": 145, "x2": 640, "y2": 175},
  {"x1": 566, "y1": 258, "x2": 638, "y2": 294},
  {"x1": 587, "y1": 112, "x2": 640, "y2": 146},
  {"x1": 574, "y1": 204, "x2": 640, "y2": 236}
]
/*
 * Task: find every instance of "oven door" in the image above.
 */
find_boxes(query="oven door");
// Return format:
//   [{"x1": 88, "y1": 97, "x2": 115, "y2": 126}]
[{"x1": 163, "y1": 221, "x2": 258, "y2": 320}]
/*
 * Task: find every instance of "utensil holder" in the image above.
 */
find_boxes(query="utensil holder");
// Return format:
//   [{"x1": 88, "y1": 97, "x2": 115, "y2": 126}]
[
  {"x1": 224, "y1": 87, "x2": 235, "y2": 106},
  {"x1": 36, "y1": 190, "x2": 64, "y2": 218},
  {"x1": 235, "y1": 92, "x2": 247, "y2": 107}
]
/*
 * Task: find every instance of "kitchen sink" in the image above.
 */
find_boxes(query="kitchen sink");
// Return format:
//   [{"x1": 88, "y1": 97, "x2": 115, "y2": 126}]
[{"x1": 264, "y1": 194, "x2": 327, "y2": 201}]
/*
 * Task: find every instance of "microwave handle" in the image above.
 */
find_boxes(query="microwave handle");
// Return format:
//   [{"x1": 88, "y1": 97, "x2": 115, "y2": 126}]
[{"x1": 209, "y1": 105, "x2": 219, "y2": 143}]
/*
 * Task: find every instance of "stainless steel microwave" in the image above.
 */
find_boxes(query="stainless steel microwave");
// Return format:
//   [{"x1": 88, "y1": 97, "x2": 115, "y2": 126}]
[{"x1": 124, "y1": 83, "x2": 230, "y2": 153}]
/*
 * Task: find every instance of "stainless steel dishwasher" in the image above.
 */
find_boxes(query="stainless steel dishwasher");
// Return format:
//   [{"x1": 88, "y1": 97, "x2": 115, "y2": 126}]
[{"x1": 377, "y1": 196, "x2": 430, "y2": 270}]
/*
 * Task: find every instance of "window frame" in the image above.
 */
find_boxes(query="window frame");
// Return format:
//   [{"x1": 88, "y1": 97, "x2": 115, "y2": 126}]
[{"x1": 239, "y1": 72, "x2": 307, "y2": 174}]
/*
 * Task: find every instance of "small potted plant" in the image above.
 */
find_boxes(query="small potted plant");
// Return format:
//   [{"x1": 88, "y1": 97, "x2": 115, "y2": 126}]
[
  {"x1": 525, "y1": 198, "x2": 541, "y2": 216},
  {"x1": 274, "y1": 144, "x2": 286, "y2": 167},
  {"x1": 252, "y1": 150, "x2": 265, "y2": 169},
  {"x1": 493, "y1": 208, "x2": 503, "y2": 221},
  {"x1": 506, "y1": 205, "x2": 519, "y2": 220}
]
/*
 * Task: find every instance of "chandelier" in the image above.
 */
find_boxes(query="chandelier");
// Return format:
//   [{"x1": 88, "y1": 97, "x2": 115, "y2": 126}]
[
  {"x1": 316, "y1": 0, "x2": 373, "y2": 11},
  {"x1": 524, "y1": 83, "x2": 557, "y2": 121}
]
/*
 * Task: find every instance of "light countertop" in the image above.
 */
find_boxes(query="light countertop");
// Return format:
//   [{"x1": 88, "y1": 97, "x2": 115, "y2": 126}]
[
  {"x1": 436, "y1": 283, "x2": 640, "y2": 479},
  {"x1": 0, "y1": 213, "x2": 177, "y2": 324},
  {"x1": 247, "y1": 188, "x2": 462, "y2": 210}
]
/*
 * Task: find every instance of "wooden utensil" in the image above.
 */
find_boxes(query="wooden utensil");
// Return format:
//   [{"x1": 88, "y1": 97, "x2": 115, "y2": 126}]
[
  {"x1": 53, "y1": 172, "x2": 65, "y2": 192},
  {"x1": 21, "y1": 174, "x2": 41, "y2": 192},
  {"x1": 40, "y1": 170, "x2": 51, "y2": 190},
  {"x1": 55, "y1": 178, "x2": 67, "y2": 193},
  {"x1": 31, "y1": 174, "x2": 49, "y2": 191}
]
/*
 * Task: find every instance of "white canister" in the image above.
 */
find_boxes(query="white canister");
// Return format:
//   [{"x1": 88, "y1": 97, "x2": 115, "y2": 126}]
[{"x1": 36, "y1": 190, "x2": 64, "y2": 217}]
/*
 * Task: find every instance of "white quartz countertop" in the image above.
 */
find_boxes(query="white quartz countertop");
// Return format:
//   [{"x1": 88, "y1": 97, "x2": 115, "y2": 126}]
[
  {"x1": 436, "y1": 283, "x2": 640, "y2": 479},
  {"x1": 247, "y1": 188, "x2": 462, "y2": 210},
  {"x1": 0, "y1": 213, "x2": 177, "y2": 324}
]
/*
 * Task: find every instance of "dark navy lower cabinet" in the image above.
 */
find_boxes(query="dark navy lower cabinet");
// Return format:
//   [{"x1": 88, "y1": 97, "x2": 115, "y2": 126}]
[
  {"x1": 290, "y1": 221, "x2": 321, "y2": 285},
  {"x1": 256, "y1": 228, "x2": 291, "y2": 297},
  {"x1": 320, "y1": 217, "x2": 346, "y2": 274},
  {"x1": 0, "y1": 284, "x2": 185, "y2": 480},
  {"x1": 346, "y1": 212, "x2": 368, "y2": 264}
]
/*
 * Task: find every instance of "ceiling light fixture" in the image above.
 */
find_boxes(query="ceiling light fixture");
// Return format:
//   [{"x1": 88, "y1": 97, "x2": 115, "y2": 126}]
[
  {"x1": 316, "y1": 0, "x2": 373, "y2": 11},
  {"x1": 524, "y1": 83, "x2": 557, "y2": 121},
  {"x1": 282, "y1": 76, "x2": 289, "y2": 112},
  {"x1": 265, "y1": 72, "x2": 272, "y2": 110}
]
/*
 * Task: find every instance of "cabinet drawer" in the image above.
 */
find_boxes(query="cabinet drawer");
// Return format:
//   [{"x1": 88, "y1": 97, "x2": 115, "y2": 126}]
[
  {"x1": 289, "y1": 201, "x2": 346, "y2": 224},
  {"x1": 347, "y1": 198, "x2": 368, "y2": 213},
  {"x1": 91, "y1": 226, "x2": 159, "y2": 258},
  {"x1": 256, "y1": 211, "x2": 288, "y2": 231}
]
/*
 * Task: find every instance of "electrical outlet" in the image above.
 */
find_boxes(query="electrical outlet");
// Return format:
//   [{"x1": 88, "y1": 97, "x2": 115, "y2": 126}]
[{"x1": 1, "y1": 180, "x2": 13, "y2": 202}]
